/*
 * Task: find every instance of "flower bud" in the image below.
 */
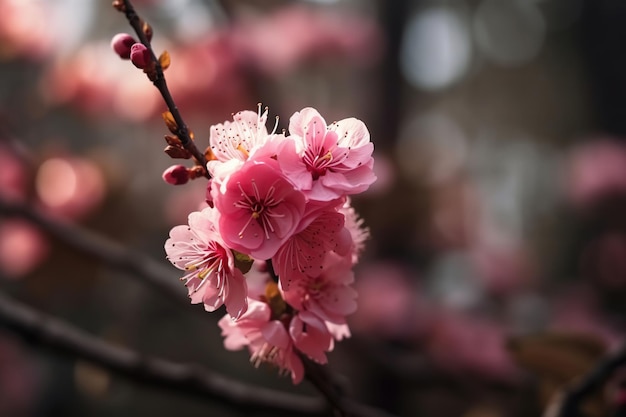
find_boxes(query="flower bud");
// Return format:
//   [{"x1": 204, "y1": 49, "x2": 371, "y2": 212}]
[
  {"x1": 111, "y1": 33, "x2": 136, "y2": 60},
  {"x1": 130, "y1": 43, "x2": 152, "y2": 69},
  {"x1": 162, "y1": 165, "x2": 189, "y2": 185}
]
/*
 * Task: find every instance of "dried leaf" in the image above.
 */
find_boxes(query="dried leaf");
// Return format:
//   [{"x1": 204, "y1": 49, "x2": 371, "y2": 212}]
[
  {"x1": 508, "y1": 332, "x2": 607, "y2": 381},
  {"x1": 508, "y1": 332, "x2": 609, "y2": 417}
]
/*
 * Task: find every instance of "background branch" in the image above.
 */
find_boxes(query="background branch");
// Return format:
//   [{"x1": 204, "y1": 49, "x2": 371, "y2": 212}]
[
  {"x1": 0, "y1": 196, "x2": 398, "y2": 417},
  {"x1": 0, "y1": 196, "x2": 185, "y2": 303},
  {"x1": 557, "y1": 342, "x2": 626, "y2": 417},
  {"x1": 0, "y1": 288, "x2": 328, "y2": 416}
]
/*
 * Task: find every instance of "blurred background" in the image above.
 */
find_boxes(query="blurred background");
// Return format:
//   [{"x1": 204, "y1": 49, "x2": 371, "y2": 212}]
[{"x1": 1, "y1": 0, "x2": 625, "y2": 416}]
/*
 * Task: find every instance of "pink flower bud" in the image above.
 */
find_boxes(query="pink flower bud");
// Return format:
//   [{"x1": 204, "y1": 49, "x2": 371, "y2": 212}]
[
  {"x1": 111, "y1": 33, "x2": 136, "y2": 60},
  {"x1": 162, "y1": 165, "x2": 189, "y2": 185},
  {"x1": 130, "y1": 43, "x2": 152, "y2": 69}
]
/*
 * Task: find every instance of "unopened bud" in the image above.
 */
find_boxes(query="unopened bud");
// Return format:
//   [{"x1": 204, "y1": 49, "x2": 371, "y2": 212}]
[
  {"x1": 130, "y1": 43, "x2": 151, "y2": 69},
  {"x1": 162, "y1": 165, "x2": 189, "y2": 185},
  {"x1": 111, "y1": 33, "x2": 136, "y2": 60}
]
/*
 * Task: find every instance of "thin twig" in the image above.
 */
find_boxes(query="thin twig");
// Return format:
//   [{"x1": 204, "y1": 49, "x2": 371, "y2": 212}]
[
  {"x1": 0, "y1": 289, "x2": 328, "y2": 416},
  {"x1": 117, "y1": 0, "x2": 209, "y2": 174},
  {"x1": 556, "y1": 342, "x2": 626, "y2": 417},
  {"x1": 0, "y1": 196, "x2": 185, "y2": 304}
]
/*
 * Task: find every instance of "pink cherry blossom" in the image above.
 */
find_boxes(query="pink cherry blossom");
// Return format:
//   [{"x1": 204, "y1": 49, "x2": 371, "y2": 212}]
[
  {"x1": 165, "y1": 207, "x2": 247, "y2": 319},
  {"x1": 273, "y1": 209, "x2": 345, "y2": 290},
  {"x1": 212, "y1": 161, "x2": 306, "y2": 259},
  {"x1": 339, "y1": 198, "x2": 370, "y2": 264},
  {"x1": 208, "y1": 105, "x2": 278, "y2": 163},
  {"x1": 282, "y1": 252, "x2": 357, "y2": 324},
  {"x1": 278, "y1": 107, "x2": 376, "y2": 201},
  {"x1": 218, "y1": 299, "x2": 304, "y2": 384},
  {"x1": 289, "y1": 311, "x2": 333, "y2": 364}
]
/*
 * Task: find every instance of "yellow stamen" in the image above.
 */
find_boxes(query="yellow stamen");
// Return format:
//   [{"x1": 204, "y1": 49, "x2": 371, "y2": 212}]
[{"x1": 237, "y1": 143, "x2": 249, "y2": 158}]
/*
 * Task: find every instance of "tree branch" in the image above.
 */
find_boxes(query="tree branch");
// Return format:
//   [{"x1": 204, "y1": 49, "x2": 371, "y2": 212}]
[
  {"x1": 0, "y1": 289, "x2": 329, "y2": 415},
  {"x1": 115, "y1": 0, "x2": 209, "y2": 174},
  {"x1": 0, "y1": 197, "x2": 398, "y2": 417},
  {"x1": 0, "y1": 196, "x2": 185, "y2": 304},
  {"x1": 556, "y1": 342, "x2": 626, "y2": 417}
]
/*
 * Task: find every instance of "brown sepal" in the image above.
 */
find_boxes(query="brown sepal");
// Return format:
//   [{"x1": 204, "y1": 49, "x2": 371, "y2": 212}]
[
  {"x1": 142, "y1": 21, "x2": 153, "y2": 42},
  {"x1": 164, "y1": 134, "x2": 182, "y2": 146},
  {"x1": 188, "y1": 165, "x2": 206, "y2": 179},
  {"x1": 159, "y1": 51, "x2": 171, "y2": 71},
  {"x1": 161, "y1": 111, "x2": 178, "y2": 134},
  {"x1": 112, "y1": 0, "x2": 125, "y2": 12},
  {"x1": 164, "y1": 145, "x2": 191, "y2": 159}
]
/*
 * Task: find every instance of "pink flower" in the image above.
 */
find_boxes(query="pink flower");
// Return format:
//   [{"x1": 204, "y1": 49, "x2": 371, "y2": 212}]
[
  {"x1": 273, "y1": 208, "x2": 345, "y2": 290},
  {"x1": 282, "y1": 252, "x2": 357, "y2": 324},
  {"x1": 218, "y1": 299, "x2": 305, "y2": 384},
  {"x1": 290, "y1": 311, "x2": 333, "y2": 364},
  {"x1": 339, "y1": 198, "x2": 370, "y2": 263},
  {"x1": 165, "y1": 207, "x2": 247, "y2": 318},
  {"x1": 230, "y1": 5, "x2": 383, "y2": 77},
  {"x1": 0, "y1": 220, "x2": 49, "y2": 278},
  {"x1": 208, "y1": 105, "x2": 278, "y2": 164},
  {"x1": 278, "y1": 107, "x2": 376, "y2": 201},
  {"x1": 566, "y1": 139, "x2": 626, "y2": 208},
  {"x1": 212, "y1": 161, "x2": 306, "y2": 259}
]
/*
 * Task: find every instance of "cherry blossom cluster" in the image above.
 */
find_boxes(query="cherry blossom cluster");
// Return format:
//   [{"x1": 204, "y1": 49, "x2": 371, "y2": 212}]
[{"x1": 165, "y1": 106, "x2": 375, "y2": 383}]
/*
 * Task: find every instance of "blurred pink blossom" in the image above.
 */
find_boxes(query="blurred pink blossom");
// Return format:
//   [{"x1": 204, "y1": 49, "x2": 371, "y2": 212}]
[
  {"x1": 0, "y1": 219, "x2": 48, "y2": 278},
  {"x1": 0, "y1": 0, "x2": 54, "y2": 59},
  {"x1": 35, "y1": 156, "x2": 106, "y2": 220},
  {"x1": 469, "y1": 242, "x2": 535, "y2": 296},
  {"x1": 44, "y1": 42, "x2": 161, "y2": 121},
  {"x1": 550, "y1": 285, "x2": 622, "y2": 349},
  {"x1": 350, "y1": 262, "x2": 426, "y2": 340},
  {"x1": 566, "y1": 139, "x2": 626, "y2": 208},
  {"x1": 426, "y1": 312, "x2": 521, "y2": 383},
  {"x1": 0, "y1": 144, "x2": 27, "y2": 202},
  {"x1": 231, "y1": 5, "x2": 383, "y2": 76}
]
